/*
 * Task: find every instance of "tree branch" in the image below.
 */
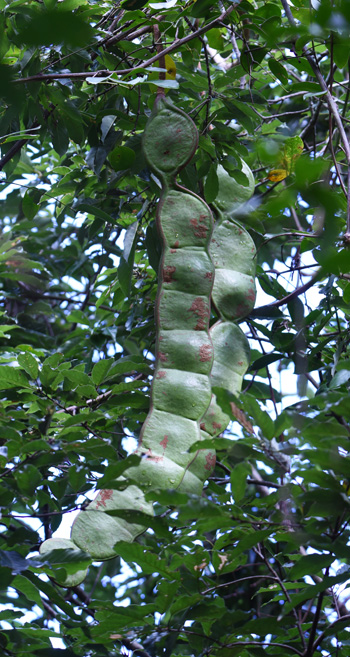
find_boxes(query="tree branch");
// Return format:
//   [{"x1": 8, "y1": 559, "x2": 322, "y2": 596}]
[
  {"x1": 253, "y1": 270, "x2": 322, "y2": 311},
  {"x1": 312, "y1": 614, "x2": 350, "y2": 653},
  {"x1": 225, "y1": 641, "x2": 303, "y2": 655},
  {"x1": 15, "y1": 5, "x2": 236, "y2": 84}
]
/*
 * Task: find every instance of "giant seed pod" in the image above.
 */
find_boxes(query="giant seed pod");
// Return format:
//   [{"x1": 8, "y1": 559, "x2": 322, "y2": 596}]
[
  {"x1": 215, "y1": 161, "x2": 255, "y2": 215},
  {"x1": 39, "y1": 112, "x2": 257, "y2": 587},
  {"x1": 199, "y1": 162, "x2": 256, "y2": 445},
  {"x1": 40, "y1": 97, "x2": 216, "y2": 581}
]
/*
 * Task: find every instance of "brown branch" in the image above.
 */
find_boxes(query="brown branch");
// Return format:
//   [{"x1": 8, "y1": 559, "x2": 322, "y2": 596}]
[
  {"x1": 0, "y1": 106, "x2": 55, "y2": 169},
  {"x1": 0, "y1": 137, "x2": 31, "y2": 170},
  {"x1": 254, "y1": 270, "x2": 322, "y2": 311},
  {"x1": 15, "y1": 5, "x2": 236, "y2": 84},
  {"x1": 210, "y1": 476, "x2": 282, "y2": 489},
  {"x1": 56, "y1": 390, "x2": 113, "y2": 415},
  {"x1": 153, "y1": 22, "x2": 165, "y2": 99},
  {"x1": 312, "y1": 614, "x2": 350, "y2": 653},
  {"x1": 202, "y1": 574, "x2": 278, "y2": 595},
  {"x1": 225, "y1": 641, "x2": 303, "y2": 656},
  {"x1": 254, "y1": 542, "x2": 306, "y2": 651}
]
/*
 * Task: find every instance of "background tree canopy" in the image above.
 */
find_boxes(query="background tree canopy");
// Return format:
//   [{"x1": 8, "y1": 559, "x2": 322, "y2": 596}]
[{"x1": 1, "y1": 0, "x2": 350, "y2": 655}]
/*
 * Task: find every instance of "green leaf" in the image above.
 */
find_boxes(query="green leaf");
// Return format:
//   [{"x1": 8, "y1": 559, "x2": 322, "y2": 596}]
[
  {"x1": 283, "y1": 572, "x2": 350, "y2": 614},
  {"x1": 108, "y1": 146, "x2": 136, "y2": 171},
  {"x1": 329, "y1": 369, "x2": 350, "y2": 389},
  {"x1": 63, "y1": 369, "x2": 92, "y2": 387},
  {"x1": 91, "y1": 358, "x2": 115, "y2": 385},
  {"x1": 17, "y1": 352, "x2": 39, "y2": 379},
  {"x1": 288, "y1": 553, "x2": 334, "y2": 580},
  {"x1": 206, "y1": 28, "x2": 224, "y2": 50},
  {"x1": 0, "y1": 325, "x2": 18, "y2": 339},
  {"x1": 0, "y1": 550, "x2": 41, "y2": 575},
  {"x1": 12, "y1": 574, "x2": 44, "y2": 607},
  {"x1": 0, "y1": 365, "x2": 31, "y2": 389},
  {"x1": 333, "y1": 37, "x2": 350, "y2": 69},
  {"x1": 22, "y1": 193, "x2": 39, "y2": 221},
  {"x1": 95, "y1": 454, "x2": 141, "y2": 488},
  {"x1": 74, "y1": 202, "x2": 116, "y2": 224},
  {"x1": 148, "y1": 78, "x2": 179, "y2": 89},
  {"x1": 17, "y1": 9, "x2": 94, "y2": 46},
  {"x1": 268, "y1": 58, "x2": 289, "y2": 83},
  {"x1": 113, "y1": 541, "x2": 176, "y2": 579},
  {"x1": 17, "y1": 464, "x2": 42, "y2": 495},
  {"x1": 230, "y1": 462, "x2": 250, "y2": 502},
  {"x1": 204, "y1": 164, "x2": 219, "y2": 204},
  {"x1": 315, "y1": 248, "x2": 350, "y2": 275}
]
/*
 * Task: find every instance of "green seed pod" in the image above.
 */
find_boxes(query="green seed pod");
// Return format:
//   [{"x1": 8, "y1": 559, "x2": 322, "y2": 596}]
[
  {"x1": 71, "y1": 484, "x2": 153, "y2": 559},
  {"x1": 43, "y1": 97, "x2": 215, "y2": 576},
  {"x1": 200, "y1": 161, "x2": 256, "y2": 443},
  {"x1": 143, "y1": 98, "x2": 198, "y2": 181},
  {"x1": 39, "y1": 537, "x2": 89, "y2": 588},
  {"x1": 211, "y1": 218, "x2": 256, "y2": 321},
  {"x1": 40, "y1": 107, "x2": 257, "y2": 585},
  {"x1": 215, "y1": 161, "x2": 255, "y2": 215}
]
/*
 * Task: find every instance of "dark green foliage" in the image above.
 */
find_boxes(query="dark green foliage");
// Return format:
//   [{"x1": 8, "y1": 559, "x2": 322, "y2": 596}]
[{"x1": 1, "y1": 0, "x2": 350, "y2": 655}]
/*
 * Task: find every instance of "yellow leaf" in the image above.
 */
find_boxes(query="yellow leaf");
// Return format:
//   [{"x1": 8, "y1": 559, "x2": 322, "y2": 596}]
[
  {"x1": 148, "y1": 55, "x2": 177, "y2": 93},
  {"x1": 281, "y1": 135, "x2": 303, "y2": 174},
  {"x1": 268, "y1": 168, "x2": 287, "y2": 182},
  {"x1": 164, "y1": 55, "x2": 176, "y2": 80}
]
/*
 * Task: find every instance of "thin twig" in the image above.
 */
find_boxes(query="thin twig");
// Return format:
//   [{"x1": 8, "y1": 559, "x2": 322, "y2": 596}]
[
  {"x1": 254, "y1": 270, "x2": 322, "y2": 311},
  {"x1": 225, "y1": 641, "x2": 303, "y2": 655},
  {"x1": 56, "y1": 390, "x2": 113, "y2": 415},
  {"x1": 312, "y1": 614, "x2": 350, "y2": 653},
  {"x1": 15, "y1": 5, "x2": 237, "y2": 84},
  {"x1": 255, "y1": 542, "x2": 307, "y2": 650},
  {"x1": 202, "y1": 574, "x2": 278, "y2": 595}
]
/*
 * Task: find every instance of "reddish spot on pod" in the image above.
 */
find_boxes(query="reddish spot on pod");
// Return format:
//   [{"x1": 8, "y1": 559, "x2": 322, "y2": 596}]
[
  {"x1": 189, "y1": 217, "x2": 208, "y2": 239},
  {"x1": 204, "y1": 453, "x2": 216, "y2": 471},
  {"x1": 247, "y1": 288, "x2": 255, "y2": 302},
  {"x1": 158, "y1": 352, "x2": 167, "y2": 362},
  {"x1": 163, "y1": 265, "x2": 176, "y2": 283},
  {"x1": 238, "y1": 361, "x2": 243, "y2": 366},
  {"x1": 199, "y1": 343, "x2": 213, "y2": 362},
  {"x1": 189, "y1": 297, "x2": 209, "y2": 331},
  {"x1": 145, "y1": 448, "x2": 163, "y2": 462},
  {"x1": 200, "y1": 422, "x2": 206, "y2": 431},
  {"x1": 170, "y1": 249, "x2": 177, "y2": 254},
  {"x1": 238, "y1": 228, "x2": 242, "y2": 234},
  {"x1": 157, "y1": 370, "x2": 167, "y2": 379},
  {"x1": 174, "y1": 240, "x2": 179, "y2": 248},
  {"x1": 212, "y1": 422, "x2": 222, "y2": 430},
  {"x1": 235, "y1": 302, "x2": 249, "y2": 317},
  {"x1": 96, "y1": 489, "x2": 113, "y2": 508},
  {"x1": 160, "y1": 435, "x2": 168, "y2": 449},
  {"x1": 205, "y1": 271, "x2": 213, "y2": 280}
]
